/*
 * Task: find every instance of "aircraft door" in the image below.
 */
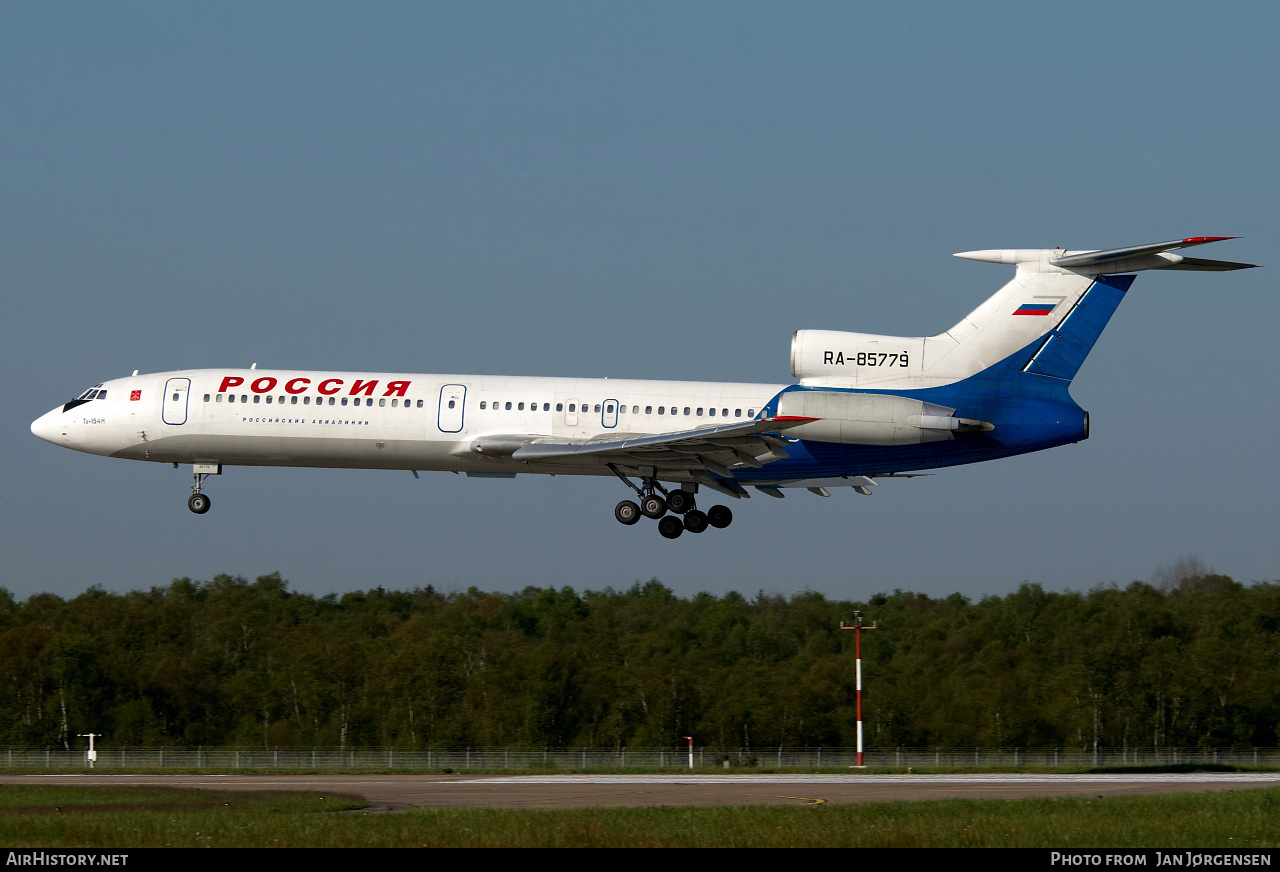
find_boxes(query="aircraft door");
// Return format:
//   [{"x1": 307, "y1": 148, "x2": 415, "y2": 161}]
[
  {"x1": 602, "y1": 398, "x2": 618, "y2": 429},
  {"x1": 162, "y1": 378, "x2": 190, "y2": 425},
  {"x1": 438, "y1": 384, "x2": 466, "y2": 433}
]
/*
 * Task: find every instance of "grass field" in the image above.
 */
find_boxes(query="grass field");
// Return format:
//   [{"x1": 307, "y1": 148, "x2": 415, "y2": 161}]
[{"x1": 0, "y1": 784, "x2": 1278, "y2": 847}]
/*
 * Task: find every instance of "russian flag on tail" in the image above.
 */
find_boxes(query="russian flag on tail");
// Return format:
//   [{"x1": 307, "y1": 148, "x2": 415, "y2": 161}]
[{"x1": 1013, "y1": 303, "x2": 1055, "y2": 315}]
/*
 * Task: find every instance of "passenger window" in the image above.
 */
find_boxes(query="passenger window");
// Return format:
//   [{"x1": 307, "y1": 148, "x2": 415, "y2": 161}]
[
  {"x1": 569, "y1": 403, "x2": 575, "y2": 412},
  {"x1": 253, "y1": 395, "x2": 260, "y2": 404},
  {"x1": 518, "y1": 402, "x2": 524, "y2": 410},
  {"x1": 645, "y1": 406, "x2": 652, "y2": 415},
  {"x1": 416, "y1": 400, "x2": 423, "y2": 408},
  {"x1": 505, "y1": 401, "x2": 512, "y2": 410},
  {"x1": 708, "y1": 408, "x2": 715, "y2": 416},
  {"x1": 265, "y1": 396, "x2": 272, "y2": 404},
  {"x1": 683, "y1": 407, "x2": 690, "y2": 415},
  {"x1": 748, "y1": 409, "x2": 755, "y2": 417},
  {"x1": 291, "y1": 396, "x2": 297, "y2": 404},
  {"x1": 594, "y1": 404, "x2": 600, "y2": 413},
  {"x1": 203, "y1": 394, "x2": 210, "y2": 402},
  {"x1": 556, "y1": 403, "x2": 563, "y2": 411},
  {"x1": 722, "y1": 408, "x2": 728, "y2": 417},
  {"x1": 215, "y1": 394, "x2": 222, "y2": 403},
  {"x1": 606, "y1": 404, "x2": 614, "y2": 413},
  {"x1": 379, "y1": 398, "x2": 386, "y2": 407},
  {"x1": 658, "y1": 406, "x2": 664, "y2": 415},
  {"x1": 449, "y1": 400, "x2": 456, "y2": 409},
  {"x1": 735, "y1": 409, "x2": 741, "y2": 417},
  {"x1": 479, "y1": 401, "x2": 486, "y2": 409},
  {"x1": 696, "y1": 408, "x2": 703, "y2": 416},
  {"x1": 543, "y1": 403, "x2": 550, "y2": 411},
  {"x1": 172, "y1": 393, "x2": 179, "y2": 402}
]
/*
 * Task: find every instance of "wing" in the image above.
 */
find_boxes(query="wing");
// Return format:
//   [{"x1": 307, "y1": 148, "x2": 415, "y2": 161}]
[{"x1": 468, "y1": 416, "x2": 817, "y2": 498}]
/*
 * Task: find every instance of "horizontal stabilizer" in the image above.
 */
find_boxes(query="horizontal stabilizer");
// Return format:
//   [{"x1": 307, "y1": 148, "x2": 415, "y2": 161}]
[
  {"x1": 1155, "y1": 256, "x2": 1258, "y2": 272},
  {"x1": 1049, "y1": 237, "x2": 1239, "y2": 267},
  {"x1": 956, "y1": 237, "x2": 1257, "y2": 275},
  {"x1": 1051, "y1": 237, "x2": 1257, "y2": 273}
]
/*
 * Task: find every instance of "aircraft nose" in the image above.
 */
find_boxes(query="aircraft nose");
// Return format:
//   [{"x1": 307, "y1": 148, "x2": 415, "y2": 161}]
[{"x1": 30, "y1": 408, "x2": 66, "y2": 445}]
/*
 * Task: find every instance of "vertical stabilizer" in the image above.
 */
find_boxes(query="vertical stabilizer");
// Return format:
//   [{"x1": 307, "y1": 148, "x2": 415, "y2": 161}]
[
  {"x1": 938, "y1": 237, "x2": 1255, "y2": 384},
  {"x1": 791, "y1": 237, "x2": 1253, "y2": 391}
]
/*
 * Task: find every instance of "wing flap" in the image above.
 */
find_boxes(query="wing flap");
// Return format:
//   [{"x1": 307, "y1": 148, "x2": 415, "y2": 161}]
[{"x1": 509, "y1": 416, "x2": 815, "y2": 463}]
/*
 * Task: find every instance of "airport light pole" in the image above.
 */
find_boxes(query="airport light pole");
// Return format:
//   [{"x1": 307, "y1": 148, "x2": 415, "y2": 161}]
[{"x1": 840, "y1": 613, "x2": 877, "y2": 768}]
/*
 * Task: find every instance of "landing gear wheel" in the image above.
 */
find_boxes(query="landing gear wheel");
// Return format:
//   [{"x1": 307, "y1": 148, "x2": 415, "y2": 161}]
[
  {"x1": 187, "y1": 493, "x2": 211, "y2": 514},
  {"x1": 614, "y1": 500, "x2": 641, "y2": 525},
  {"x1": 666, "y1": 490, "x2": 695, "y2": 514},
  {"x1": 657, "y1": 515, "x2": 684, "y2": 539},
  {"x1": 707, "y1": 505, "x2": 733, "y2": 528},
  {"x1": 641, "y1": 494, "x2": 668, "y2": 519},
  {"x1": 683, "y1": 510, "x2": 709, "y2": 533}
]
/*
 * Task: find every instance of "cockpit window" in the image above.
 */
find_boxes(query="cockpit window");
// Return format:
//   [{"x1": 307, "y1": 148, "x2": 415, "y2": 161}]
[
  {"x1": 63, "y1": 384, "x2": 105, "y2": 411},
  {"x1": 72, "y1": 384, "x2": 105, "y2": 402}
]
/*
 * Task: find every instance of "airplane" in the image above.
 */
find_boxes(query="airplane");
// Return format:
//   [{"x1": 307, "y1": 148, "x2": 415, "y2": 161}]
[{"x1": 30, "y1": 236, "x2": 1256, "y2": 539}]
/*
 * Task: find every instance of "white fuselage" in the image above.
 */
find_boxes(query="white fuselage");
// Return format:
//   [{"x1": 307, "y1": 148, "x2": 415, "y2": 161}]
[{"x1": 31, "y1": 368, "x2": 786, "y2": 478}]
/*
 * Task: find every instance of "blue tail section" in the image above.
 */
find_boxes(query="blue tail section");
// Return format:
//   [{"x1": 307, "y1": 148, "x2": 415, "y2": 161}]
[{"x1": 1022, "y1": 274, "x2": 1135, "y2": 381}]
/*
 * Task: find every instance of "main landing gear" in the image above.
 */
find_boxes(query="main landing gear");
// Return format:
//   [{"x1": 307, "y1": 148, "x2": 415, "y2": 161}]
[{"x1": 609, "y1": 467, "x2": 733, "y2": 540}]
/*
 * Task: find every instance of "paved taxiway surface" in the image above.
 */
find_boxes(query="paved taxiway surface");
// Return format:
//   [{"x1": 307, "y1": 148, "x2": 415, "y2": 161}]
[{"x1": 3, "y1": 773, "x2": 1278, "y2": 810}]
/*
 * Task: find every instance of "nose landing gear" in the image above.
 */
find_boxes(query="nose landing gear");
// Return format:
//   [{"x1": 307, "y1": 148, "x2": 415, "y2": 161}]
[{"x1": 186, "y1": 463, "x2": 221, "y2": 514}]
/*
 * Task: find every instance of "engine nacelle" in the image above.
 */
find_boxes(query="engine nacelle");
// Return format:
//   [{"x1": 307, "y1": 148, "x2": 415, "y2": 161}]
[
  {"x1": 777, "y1": 390, "x2": 991, "y2": 445},
  {"x1": 790, "y1": 330, "x2": 924, "y2": 382}
]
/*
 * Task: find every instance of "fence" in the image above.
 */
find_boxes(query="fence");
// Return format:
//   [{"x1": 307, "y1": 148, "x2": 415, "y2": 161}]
[{"x1": 4, "y1": 745, "x2": 1278, "y2": 770}]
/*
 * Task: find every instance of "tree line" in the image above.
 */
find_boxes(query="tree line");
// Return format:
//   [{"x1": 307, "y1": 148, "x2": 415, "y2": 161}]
[{"x1": 0, "y1": 569, "x2": 1275, "y2": 751}]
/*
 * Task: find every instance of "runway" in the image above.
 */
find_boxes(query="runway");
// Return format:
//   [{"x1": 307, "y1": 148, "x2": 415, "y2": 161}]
[{"x1": 3, "y1": 772, "x2": 1278, "y2": 810}]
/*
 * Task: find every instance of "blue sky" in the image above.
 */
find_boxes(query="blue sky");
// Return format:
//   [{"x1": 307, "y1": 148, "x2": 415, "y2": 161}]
[{"x1": 5, "y1": 2, "x2": 1276, "y2": 601}]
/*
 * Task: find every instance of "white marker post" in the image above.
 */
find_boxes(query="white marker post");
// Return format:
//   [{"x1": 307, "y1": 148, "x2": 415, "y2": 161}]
[
  {"x1": 683, "y1": 736, "x2": 694, "y2": 770},
  {"x1": 79, "y1": 733, "x2": 101, "y2": 769},
  {"x1": 840, "y1": 614, "x2": 877, "y2": 768}
]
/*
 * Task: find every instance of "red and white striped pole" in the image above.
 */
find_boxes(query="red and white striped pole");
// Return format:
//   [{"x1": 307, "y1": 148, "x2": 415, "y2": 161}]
[{"x1": 841, "y1": 613, "x2": 877, "y2": 768}]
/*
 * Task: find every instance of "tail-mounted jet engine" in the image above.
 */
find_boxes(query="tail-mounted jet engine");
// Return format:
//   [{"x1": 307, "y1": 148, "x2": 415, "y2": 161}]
[{"x1": 776, "y1": 389, "x2": 992, "y2": 445}]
